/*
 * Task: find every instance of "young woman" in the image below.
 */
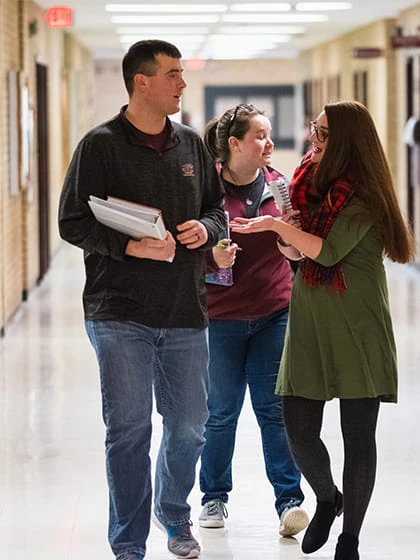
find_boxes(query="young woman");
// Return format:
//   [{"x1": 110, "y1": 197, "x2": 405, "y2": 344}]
[
  {"x1": 199, "y1": 104, "x2": 308, "y2": 537},
  {"x1": 230, "y1": 100, "x2": 415, "y2": 560}
]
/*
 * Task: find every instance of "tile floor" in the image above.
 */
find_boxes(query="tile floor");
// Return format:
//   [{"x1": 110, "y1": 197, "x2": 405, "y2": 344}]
[{"x1": 0, "y1": 243, "x2": 419, "y2": 559}]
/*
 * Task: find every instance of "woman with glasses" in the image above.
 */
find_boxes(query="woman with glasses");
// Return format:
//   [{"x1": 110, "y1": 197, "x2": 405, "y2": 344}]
[
  {"x1": 198, "y1": 104, "x2": 309, "y2": 537},
  {"x1": 230, "y1": 101, "x2": 414, "y2": 560}
]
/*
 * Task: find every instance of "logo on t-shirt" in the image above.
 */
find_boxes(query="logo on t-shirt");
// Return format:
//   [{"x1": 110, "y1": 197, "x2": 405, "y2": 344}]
[{"x1": 182, "y1": 163, "x2": 195, "y2": 177}]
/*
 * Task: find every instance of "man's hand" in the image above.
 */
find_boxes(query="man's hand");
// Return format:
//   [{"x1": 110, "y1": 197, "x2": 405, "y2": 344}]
[
  {"x1": 126, "y1": 231, "x2": 176, "y2": 261},
  {"x1": 176, "y1": 220, "x2": 208, "y2": 249}
]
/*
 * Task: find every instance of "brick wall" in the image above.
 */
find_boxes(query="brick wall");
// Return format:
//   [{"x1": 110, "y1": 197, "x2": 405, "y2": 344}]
[
  {"x1": 0, "y1": 0, "x2": 24, "y2": 330},
  {"x1": 0, "y1": 0, "x2": 94, "y2": 335},
  {"x1": 0, "y1": 0, "x2": 4, "y2": 333}
]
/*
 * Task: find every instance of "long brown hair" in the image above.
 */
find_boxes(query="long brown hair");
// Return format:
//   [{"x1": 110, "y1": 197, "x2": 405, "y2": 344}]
[{"x1": 314, "y1": 100, "x2": 415, "y2": 263}]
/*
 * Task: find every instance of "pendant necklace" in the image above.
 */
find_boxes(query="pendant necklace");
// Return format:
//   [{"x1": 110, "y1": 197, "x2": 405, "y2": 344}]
[{"x1": 225, "y1": 166, "x2": 254, "y2": 205}]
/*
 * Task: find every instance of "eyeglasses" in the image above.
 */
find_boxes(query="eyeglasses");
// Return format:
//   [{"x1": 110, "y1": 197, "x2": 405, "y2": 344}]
[
  {"x1": 310, "y1": 121, "x2": 328, "y2": 143},
  {"x1": 227, "y1": 105, "x2": 242, "y2": 137},
  {"x1": 227, "y1": 103, "x2": 255, "y2": 137}
]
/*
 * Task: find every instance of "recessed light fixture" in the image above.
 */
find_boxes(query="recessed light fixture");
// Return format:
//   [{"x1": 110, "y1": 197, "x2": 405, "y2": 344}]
[
  {"x1": 116, "y1": 26, "x2": 211, "y2": 35},
  {"x1": 218, "y1": 25, "x2": 305, "y2": 34},
  {"x1": 119, "y1": 34, "x2": 205, "y2": 45},
  {"x1": 231, "y1": 3, "x2": 291, "y2": 12},
  {"x1": 222, "y1": 14, "x2": 328, "y2": 23},
  {"x1": 207, "y1": 34, "x2": 291, "y2": 44},
  {"x1": 104, "y1": 1, "x2": 351, "y2": 61},
  {"x1": 295, "y1": 2, "x2": 352, "y2": 10},
  {"x1": 111, "y1": 15, "x2": 221, "y2": 24},
  {"x1": 106, "y1": 3, "x2": 227, "y2": 13}
]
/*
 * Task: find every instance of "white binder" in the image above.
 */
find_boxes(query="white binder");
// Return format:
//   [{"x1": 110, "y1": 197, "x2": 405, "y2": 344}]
[{"x1": 88, "y1": 195, "x2": 167, "y2": 240}]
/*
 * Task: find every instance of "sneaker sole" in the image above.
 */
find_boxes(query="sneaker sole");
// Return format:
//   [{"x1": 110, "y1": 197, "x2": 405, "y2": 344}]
[
  {"x1": 279, "y1": 508, "x2": 310, "y2": 537},
  {"x1": 198, "y1": 518, "x2": 225, "y2": 529},
  {"x1": 173, "y1": 550, "x2": 200, "y2": 559},
  {"x1": 169, "y1": 546, "x2": 200, "y2": 559}
]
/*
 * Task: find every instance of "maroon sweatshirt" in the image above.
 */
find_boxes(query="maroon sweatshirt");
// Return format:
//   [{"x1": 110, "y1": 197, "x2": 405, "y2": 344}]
[{"x1": 206, "y1": 167, "x2": 292, "y2": 320}]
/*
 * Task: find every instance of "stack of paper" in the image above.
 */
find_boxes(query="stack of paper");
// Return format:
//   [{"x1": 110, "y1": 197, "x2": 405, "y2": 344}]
[{"x1": 88, "y1": 195, "x2": 166, "y2": 240}]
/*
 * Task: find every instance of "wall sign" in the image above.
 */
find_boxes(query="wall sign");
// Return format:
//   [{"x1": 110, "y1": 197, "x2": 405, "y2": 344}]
[
  {"x1": 352, "y1": 48, "x2": 383, "y2": 59},
  {"x1": 391, "y1": 36, "x2": 420, "y2": 49}
]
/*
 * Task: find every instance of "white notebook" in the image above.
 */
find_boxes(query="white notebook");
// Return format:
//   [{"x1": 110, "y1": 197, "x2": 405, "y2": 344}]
[{"x1": 88, "y1": 195, "x2": 167, "y2": 240}]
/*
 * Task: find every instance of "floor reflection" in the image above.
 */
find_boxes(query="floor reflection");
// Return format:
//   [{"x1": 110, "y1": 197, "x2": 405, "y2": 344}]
[{"x1": 0, "y1": 245, "x2": 419, "y2": 559}]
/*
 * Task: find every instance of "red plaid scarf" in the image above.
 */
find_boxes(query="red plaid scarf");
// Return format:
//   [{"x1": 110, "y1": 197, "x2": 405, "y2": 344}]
[{"x1": 289, "y1": 154, "x2": 354, "y2": 294}]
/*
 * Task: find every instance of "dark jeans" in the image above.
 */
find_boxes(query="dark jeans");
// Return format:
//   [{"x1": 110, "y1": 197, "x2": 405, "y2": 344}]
[{"x1": 200, "y1": 310, "x2": 304, "y2": 514}]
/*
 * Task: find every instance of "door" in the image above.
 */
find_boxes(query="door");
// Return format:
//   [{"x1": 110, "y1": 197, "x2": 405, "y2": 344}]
[{"x1": 36, "y1": 63, "x2": 50, "y2": 283}]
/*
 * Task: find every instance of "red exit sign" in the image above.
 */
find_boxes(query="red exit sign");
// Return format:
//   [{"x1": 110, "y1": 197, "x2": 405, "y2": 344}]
[{"x1": 45, "y1": 6, "x2": 73, "y2": 28}]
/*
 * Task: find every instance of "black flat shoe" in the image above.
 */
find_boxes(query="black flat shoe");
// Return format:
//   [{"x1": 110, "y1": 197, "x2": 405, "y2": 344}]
[
  {"x1": 301, "y1": 487, "x2": 343, "y2": 554},
  {"x1": 334, "y1": 532, "x2": 359, "y2": 560}
]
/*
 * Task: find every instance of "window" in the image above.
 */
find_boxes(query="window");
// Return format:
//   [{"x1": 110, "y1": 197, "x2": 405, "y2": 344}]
[{"x1": 205, "y1": 85, "x2": 295, "y2": 148}]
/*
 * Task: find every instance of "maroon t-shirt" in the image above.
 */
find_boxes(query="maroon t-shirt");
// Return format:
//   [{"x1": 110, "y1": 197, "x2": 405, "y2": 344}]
[
  {"x1": 206, "y1": 168, "x2": 292, "y2": 321},
  {"x1": 139, "y1": 122, "x2": 170, "y2": 152}
]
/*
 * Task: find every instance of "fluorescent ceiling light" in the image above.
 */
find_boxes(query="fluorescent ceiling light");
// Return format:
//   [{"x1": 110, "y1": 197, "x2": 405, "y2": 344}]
[
  {"x1": 116, "y1": 27, "x2": 211, "y2": 35},
  {"x1": 219, "y1": 25, "x2": 305, "y2": 34},
  {"x1": 119, "y1": 35, "x2": 204, "y2": 45},
  {"x1": 202, "y1": 54, "x2": 258, "y2": 60},
  {"x1": 106, "y1": 3, "x2": 227, "y2": 13},
  {"x1": 207, "y1": 34, "x2": 290, "y2": 44},
  {"x1": 199, "y1": 47, "x2": 278, "y2": 59},
  {"x1": 111, "y1": 15, "x2": 220, "y2": 24},
  {"x1": 222, "y1": 14, "x2": 328, "y2": 23},
  {"x1": 296, "y1": 2, "x2": 351, "y2": 9},
  {"x1": 119, "y1": 40, "x2": 201, "y2": 57},
  {"x1": 231, "y1": 3, "x2": 291, "y2": 11}
]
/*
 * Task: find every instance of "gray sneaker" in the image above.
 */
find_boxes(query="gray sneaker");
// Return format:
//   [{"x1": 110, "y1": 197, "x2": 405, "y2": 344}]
[
  {"x1": 199, "y1": 500, "x2": 228, "y2": 528},
  {"x1": 279, "y1": 502, "x2": 309, "y2": 537},
  {"x1": 153, "y1": 513, "x2": 200, "y2": 558}
]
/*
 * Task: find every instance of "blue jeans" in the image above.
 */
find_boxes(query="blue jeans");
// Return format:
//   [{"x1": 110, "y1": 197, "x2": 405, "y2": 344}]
[
  {"x1": 85, "y1": 320, "x2": 209, "y2": 558},
  {"x1": 199, "y1": 310, "x2": 304, "y2": 514}
]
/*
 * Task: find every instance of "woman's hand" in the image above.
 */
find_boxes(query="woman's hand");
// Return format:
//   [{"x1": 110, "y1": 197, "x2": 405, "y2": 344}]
[
  {"x1": 281, "y1": 209, "x2": 302, "y2": 230},
  {"x1": 212, "y1": 239, "x2": 240, "y2": 268},
  {"x1": 230, "y1": 210, "x2": 302, "y2": 236},
  {"x1": 229, "y1": 215, "x2": 279, "y2": 234},
  {"x1": 232, "y1": 211, "x2": 322, "y2": 260}
]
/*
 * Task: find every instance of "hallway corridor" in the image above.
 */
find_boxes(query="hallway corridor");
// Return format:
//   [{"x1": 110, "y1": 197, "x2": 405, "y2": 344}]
[{"x1": 0, "y1": 242, "x2": 419, "y2": 559}]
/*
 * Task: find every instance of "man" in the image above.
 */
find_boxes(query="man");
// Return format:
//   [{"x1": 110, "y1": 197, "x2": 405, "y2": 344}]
[{"x1": 59, "y1": 40, "x2": 225, "y2": 560}]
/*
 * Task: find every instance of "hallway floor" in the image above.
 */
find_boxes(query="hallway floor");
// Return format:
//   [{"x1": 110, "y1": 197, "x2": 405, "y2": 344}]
[{"x1": 1, "y1": 243, "x2": 419, "y2": 559}]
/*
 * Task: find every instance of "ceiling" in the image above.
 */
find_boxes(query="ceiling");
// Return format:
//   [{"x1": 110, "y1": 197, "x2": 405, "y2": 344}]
[{"x1": 35, "y1": 0, "x2": 419, "y2": 61}]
